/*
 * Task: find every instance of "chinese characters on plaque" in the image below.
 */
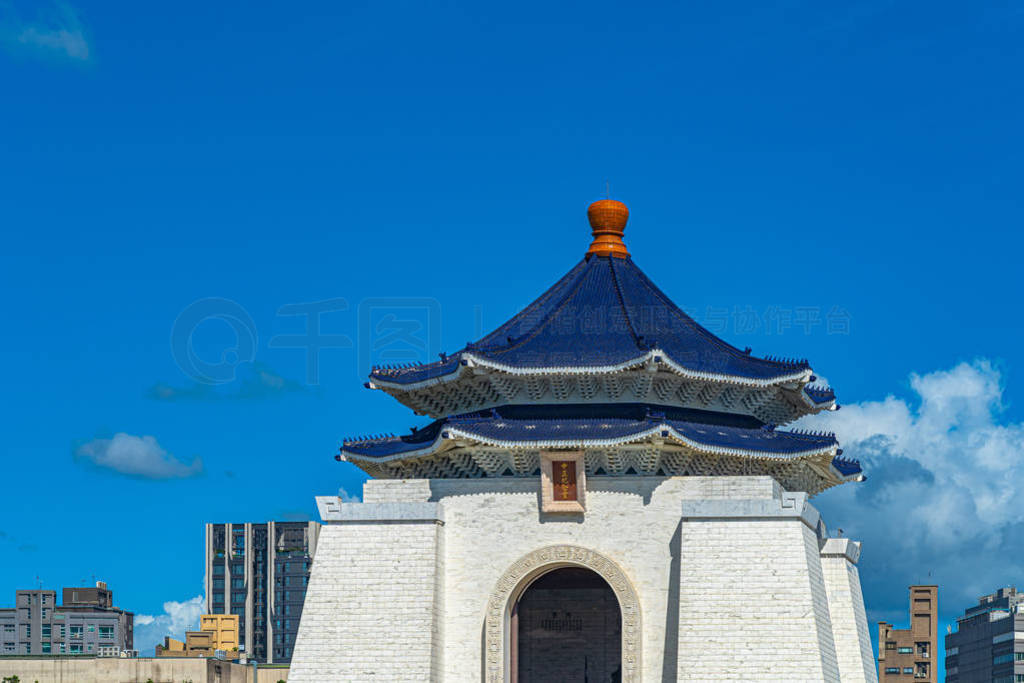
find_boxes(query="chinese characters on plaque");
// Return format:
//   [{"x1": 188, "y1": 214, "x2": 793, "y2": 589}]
[
  {"x1": 552, "y1": 460, "x2": 578, "y2": 501},
  {"x1": 541, "y1": 451, "x2": 586, "y2": 513}
]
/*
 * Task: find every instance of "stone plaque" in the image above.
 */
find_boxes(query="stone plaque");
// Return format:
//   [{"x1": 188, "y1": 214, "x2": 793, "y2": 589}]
[{"x1": 541, "y1": 451, "x2": 585, "y2": 513}]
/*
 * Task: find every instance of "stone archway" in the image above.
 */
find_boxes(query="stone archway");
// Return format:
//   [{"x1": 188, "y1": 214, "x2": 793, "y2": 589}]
[{"x1": 484, "y1": 545, "x2": 641, "y2": 682}]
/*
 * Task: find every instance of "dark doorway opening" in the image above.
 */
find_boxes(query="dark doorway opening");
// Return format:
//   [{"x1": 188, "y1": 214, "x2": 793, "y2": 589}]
[{"x1": 512, "y1": 567, "x2": 622, "y2": 682}]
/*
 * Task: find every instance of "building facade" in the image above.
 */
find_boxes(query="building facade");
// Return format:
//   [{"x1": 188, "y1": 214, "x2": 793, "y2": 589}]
[
  {"x1": 289, "y1": 199, "x2": 877, "y2": 682},
  {"x1": 156, "y1": 614, "x2": 238, "y2": 658},
  {"x1": 200, "y1": 613, "x2": 239, "y2": 652},
  {"x1": 946, "y1": 587, "x2": 1024, "y2": 683},
  {"x1": 877, "y1": 585, "x2": 938, "y2": 681},
  {"x1": 0, "y1": 581, "x2": 133, "y2": 656},
  {"x1": 204, "y1": 521, "x2": 320, "y2": 663}
]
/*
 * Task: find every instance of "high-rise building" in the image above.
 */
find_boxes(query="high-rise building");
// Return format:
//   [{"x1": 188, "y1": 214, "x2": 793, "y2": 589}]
[
  {"x1": 204, "y1": 521, "x2": 319, "y2": 663},
  {"x1": 0, "y1": 581, "x2": 133, "y2": 656},
  {"x1": 877, "y1": 585, "x2": 938, "y2": 681},
  {"x1": 945, "y1": 587, "x2": 1024, "y2": 683}
]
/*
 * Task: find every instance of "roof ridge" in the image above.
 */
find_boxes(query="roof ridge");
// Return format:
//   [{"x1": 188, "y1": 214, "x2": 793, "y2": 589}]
[{"x1": 607, "y1": 256, "x2": 645, "y2": 351}]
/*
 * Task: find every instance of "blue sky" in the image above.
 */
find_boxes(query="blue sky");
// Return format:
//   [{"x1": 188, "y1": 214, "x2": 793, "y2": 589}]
[{"x1": 2, "y1": 0, "x2": 1023, "y2": 665}]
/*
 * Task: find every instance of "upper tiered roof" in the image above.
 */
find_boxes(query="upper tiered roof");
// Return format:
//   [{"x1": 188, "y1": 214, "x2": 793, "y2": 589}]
[{"x1": 368, "y1": 200, "x2": 837, "y2": 424}]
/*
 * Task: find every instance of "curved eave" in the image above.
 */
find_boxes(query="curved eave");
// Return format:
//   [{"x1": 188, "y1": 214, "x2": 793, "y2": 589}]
[
  {"x1": 369, "y1": 348, "x2": 813, "y2": 392},
  {"x1": 340, "y1": 423, "x2": 837, "y2": 465},
  {"x1": 798, "y1": 386, "x2": 838, "y2": 412}
]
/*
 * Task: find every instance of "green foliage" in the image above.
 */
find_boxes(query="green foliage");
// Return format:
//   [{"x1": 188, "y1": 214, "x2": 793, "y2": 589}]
[{"x1": 1, "y1": 675, "x2": 20, "y2": 683}]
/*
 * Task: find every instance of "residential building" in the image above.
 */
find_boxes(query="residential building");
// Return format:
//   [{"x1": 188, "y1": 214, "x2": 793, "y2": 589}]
[
  {"x1": 205, "y1": 521, "x2": 319, "y2": 663},
  {"x1": 946, "y1": 586, "x2": 1024, "y2": 683},
  {"x1": 199, "y1": 613, "x2": 239, "y2": 652},
  {"x1": 185, "y1": 630, "x2": 216, "y2": 657},
  {"x1": 0, "y1": 581, "x2": 133, "y2": 656},
  {"x1": 156, "y1": 632, "x2": 215, "y2": 658},
  {"x1": 878, "y1": 585, "x2": 938, "y2": 681}
]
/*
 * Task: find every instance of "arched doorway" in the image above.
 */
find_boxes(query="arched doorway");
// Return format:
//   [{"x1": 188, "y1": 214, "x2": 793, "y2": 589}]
[
  {"x1": 511, "y1": 567, "x2": 622, "y2": 682},
  {"x1": 484, "y1": 545, "x2": 641, "y2": 682}
]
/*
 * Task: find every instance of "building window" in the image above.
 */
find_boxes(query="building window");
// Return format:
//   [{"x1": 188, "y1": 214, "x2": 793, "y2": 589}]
[
  {"x1": 87, "y1": 625, "x2": 95, "y2": 633},
  {"x1": 70, "y1": 625, "x2": 83, "y2": 638},
  {"x1": 231, "y1": 564, "x2": 244, "y2": 576},
  {"x1": 232, "y1": 578, "x2": 244, "y2": 589},
  {"x1": 24, "y1": 644, "x2": 31, "y2": 654},
  {"x1": 885, "y1": 641, "x2": 896, "y2": 650},
  {"x1": 2, "y1": 625, "x2": 12, "y2": 633},
  {"x1": 42, "y1": 642, "x2": 51, "y2": 654},
  {"x1": 99, "y1": 626, "x2": 114, "y2": 641},
  {"x1": 42, "y1": 624, "x2": 51, "y2": 638},
  {"x1": 70, "y1": 643, "x2": 82, "y2": 653},
  {"x1": 897, "y1": 646, "x2": 912, "y2": 654},
  {"x1": 24, "y1": 624, "x2": 30, "y2": 638},
  {"x1": 885, "y1": 668, "x2": 899, "y2": 674},
  {"x1": 995, "y1": 653, "x2": 1016, "y2": 665},
  {"x1": 903, "y1": 668, "x2": 913, "y2": 674},
  {"x1": 213, "y1": 564, "x2": 225, "y2": 576},
  {"x1": 213, "y1": 579, "x2": 224, "y2": 589}
]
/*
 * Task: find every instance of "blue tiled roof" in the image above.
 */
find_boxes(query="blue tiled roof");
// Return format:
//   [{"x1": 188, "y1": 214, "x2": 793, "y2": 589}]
[
  {"x1": 805, "y1": 385, "x2": 837, "y2": 404},
  {"x1": 341, "y1": 403, "x2": 841, "y2": 460},
  {"x1": 830, "y1": 455, "x2": 862, "y2": 477},
  {"x1": 371, "y1": 255, "x2": 814, "y2": 386}
]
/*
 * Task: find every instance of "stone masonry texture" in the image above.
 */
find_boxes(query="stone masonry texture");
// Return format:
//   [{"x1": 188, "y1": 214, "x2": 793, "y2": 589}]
[{"x1": 290, "y1": 475, "x2": 875, "y2": 682}]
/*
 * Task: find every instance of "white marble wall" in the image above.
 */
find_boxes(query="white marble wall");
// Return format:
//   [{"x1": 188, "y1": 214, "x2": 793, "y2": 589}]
[
  {"x1": 288, "y1": 503, "x2": 444, "y2": 682},
  {"x1": 290, "y1": 475, "x2": 873, "y2": 682},
  {"x1": 821, "y1": 539, "x2": 878, "y2": 683}
]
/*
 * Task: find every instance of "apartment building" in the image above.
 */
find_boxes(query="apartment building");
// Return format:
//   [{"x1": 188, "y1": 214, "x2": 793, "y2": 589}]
[{"x1": 878, "y1": 585, "x2": 937, "y2": 681}]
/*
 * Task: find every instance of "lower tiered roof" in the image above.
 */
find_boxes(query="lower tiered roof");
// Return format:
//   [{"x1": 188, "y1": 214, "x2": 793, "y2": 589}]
[{"x1": 338, "y1": 404, "x2": 862, "y2": 495}]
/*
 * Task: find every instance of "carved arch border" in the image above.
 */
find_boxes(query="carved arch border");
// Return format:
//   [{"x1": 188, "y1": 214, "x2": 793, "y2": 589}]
[{"x1": 484, "y1": 544, "x2": 641, "y2": 682}]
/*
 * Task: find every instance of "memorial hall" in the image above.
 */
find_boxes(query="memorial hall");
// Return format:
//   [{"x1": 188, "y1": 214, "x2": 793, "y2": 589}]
[{"x1": 289, "y1": 199, "x2": 876, "y2": 682}]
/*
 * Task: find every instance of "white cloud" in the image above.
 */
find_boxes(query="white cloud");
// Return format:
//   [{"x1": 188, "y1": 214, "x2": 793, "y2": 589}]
[
  {"x1": 2, "y1": 2, "x2": 90, "y2": 61},
  {"x1": 802, "y1": 360, "x2": 1024, "y2": 618},
  {"x1": 133, "y1": 595, "x2": 204, "y2": 656},
  {"x1": 75, "y1": 433, "x2": 203, "y2": 479}
]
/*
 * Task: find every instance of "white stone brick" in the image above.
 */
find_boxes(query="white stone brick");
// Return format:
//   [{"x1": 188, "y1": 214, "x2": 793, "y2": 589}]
[{"x1": 291, "y1": 475, "x2": 873, "y2": 682}]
